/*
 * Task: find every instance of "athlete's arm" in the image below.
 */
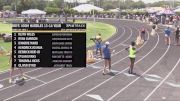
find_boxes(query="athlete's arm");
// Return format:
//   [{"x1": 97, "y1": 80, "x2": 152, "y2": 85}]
[{"x1": 125, "y1": 47, "x2": 129, "y2": 52}]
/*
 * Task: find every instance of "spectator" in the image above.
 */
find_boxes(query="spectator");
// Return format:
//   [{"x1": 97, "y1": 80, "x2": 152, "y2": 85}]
[{"x1": 164, "y1": 27, "x2": 172, "y2": 45}]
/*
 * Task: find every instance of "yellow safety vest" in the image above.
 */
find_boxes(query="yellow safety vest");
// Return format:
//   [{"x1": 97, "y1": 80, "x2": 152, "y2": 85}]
[{"x1": 129, "y1": 47, "x2": 136, "y2": 58}]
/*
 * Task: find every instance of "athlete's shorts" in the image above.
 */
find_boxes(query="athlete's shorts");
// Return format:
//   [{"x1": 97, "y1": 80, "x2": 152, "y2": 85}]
[
  {"x1": 96, "y1": 44, "x2": 101, "y2": 49},
  {"x1": 104, "y1": 58, "x2": 111, "y2": 60}
]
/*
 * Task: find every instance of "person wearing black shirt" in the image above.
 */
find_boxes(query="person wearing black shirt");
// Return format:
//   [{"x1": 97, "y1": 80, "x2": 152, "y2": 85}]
[{"x1": 140, "y1": 27, "x2": 146, "y2": 41}]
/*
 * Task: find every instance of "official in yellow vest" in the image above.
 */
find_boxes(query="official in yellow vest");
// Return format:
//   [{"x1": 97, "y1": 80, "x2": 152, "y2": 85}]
[{"x1": 125, "y1": 42, "x2": 138, "y2": 74}]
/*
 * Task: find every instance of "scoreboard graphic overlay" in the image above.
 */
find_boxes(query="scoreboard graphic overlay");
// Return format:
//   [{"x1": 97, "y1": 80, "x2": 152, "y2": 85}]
[{"x1": 12, "y1": 23, "x2": 86, "y2": 68}]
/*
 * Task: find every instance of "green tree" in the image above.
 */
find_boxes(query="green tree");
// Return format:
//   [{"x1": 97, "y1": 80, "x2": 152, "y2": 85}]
[
  {"x1": 103, "y1": 2, "x2": 116, "y2": 10},
  {"x1": 0, "y1": 0, "x2": 7, "y2": 10},
  {"x1": 3, "y1": 5, "x2": 12, "y2": 10},
  {"x1": 44, "y1": 7, "x2": 60, "y2": 14},
  {"x1": 16, "y1": 0, "x2": 37, "y2": 13},
  {"x1": 132, "y1": 1, "x2": 146, "y2": 9},
  {"x1": 45, "y1": 0, "x2": 61, "y2": 14},
  {"x1": 53, "y1": 0, "x2": 64, "y2": 8},
  {"x1": 34, "y1": 0, "x2": 47, "y2": 10},
  {"x1": 149, "y1": 1, "x2": 167, "y2": 7}
]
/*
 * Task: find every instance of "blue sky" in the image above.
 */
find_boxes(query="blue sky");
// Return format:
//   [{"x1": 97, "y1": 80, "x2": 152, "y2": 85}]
[{"x1": 64, "y1": 0, "x2": 179, "y2": 4}]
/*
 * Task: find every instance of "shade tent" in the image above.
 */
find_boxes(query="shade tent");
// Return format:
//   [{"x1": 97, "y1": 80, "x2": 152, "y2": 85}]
[
  {"x1": 72, "y1": 4, "x2": 104, "y2": 13},
  {"x1": 174, "y1": 8, "x2": 180, "y2": 12},
  {"x1": 21, "y1": 9, "x2": 46, "y2": 15},
  {"x1": 157, "y1": 9, "x2": 175, "y2": 15},
  {"x1": 146, "y1": 7, "x2": 164, "y2": 13},
  {"x1": 175, "y1": 6, "x2": 180, "y2": 9},
  {"x1": 109, "y1": 8, "x2": 120, "y2": 12}
]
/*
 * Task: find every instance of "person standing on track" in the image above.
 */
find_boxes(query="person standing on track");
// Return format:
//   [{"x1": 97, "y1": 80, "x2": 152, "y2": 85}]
[
  {"x1": 102, "y1": 41, "x2": 111, "y2": 75},
  {"x1": 150, "y1": 24, "x2": 156, "y2": 37},
  {"x1": 8, "y1": 51, "x2": 26, "y2": 83},
  {"x1": 95, "y1": 33, "x2": 102, "y2": 58},
  {"x1": 164, "y1": 27, "x2": 172, "y2": 45},
  {"x1": 140, "y1": 27, "x2": 146, "y2": 41},
  {"x1": 125, "y1": 42, "x2": 138, "y2": 74},
  {"x1": 174, "y1": 26, "x2": 180, "y2": 46}
]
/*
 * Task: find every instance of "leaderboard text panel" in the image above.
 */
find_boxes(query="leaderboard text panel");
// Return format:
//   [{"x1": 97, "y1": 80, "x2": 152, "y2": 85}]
[{"x1": 12, "y1": 23, "x2": 86, "y2": 68}]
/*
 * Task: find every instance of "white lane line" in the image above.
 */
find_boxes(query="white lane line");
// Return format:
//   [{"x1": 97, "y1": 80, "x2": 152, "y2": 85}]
[
  {"x1": 24, "y1": 74, "x2": 46, "y2": 84},
  {"x1": 119, "y1": 44, "x2": 129, "y2": 47},
  {"x1": 3, "y1": 68, "x2": 84, "y2": 101},
  {"x1": 37, "y1": 70, "x2": 102, "y2": 101},
  {"x1": 34, "y1": 68, "x2": 62, "y2": 78},
  {"x1": 23, "y1": 68, "x2": 62, "y2": 84},
  {"x1": 0, "y1": 84, "x2": 3, "y2": 88},
  {"x1": 144, "y1": 58, "x2": 180, "y2": 101},
  {"x1": 0, "y1": 68, "x2": 39, "y2": 77},
  {"x1": 0, "y1": 69, "x2": 11, "y2": 74},
  {"x1": 0, "y1": 68, "x2": 41, "y2": 82},
  {"x1": 86, "y1": 94, "x2": 104, "y2": 101},
  {"x1": 91, "y1": 63, "x2": 122, "y2": 73},
  {"x1": 5, "y1": 22, "x2": 146, "y2": 100},
  {"x1": 145, "y1": 74, "x2": 162, "y2": 79},
  {"x1": 165, "y1": 82, "x2": 180, "y2": 88},
  {"x1": 107, "y1": 44, "x2": 170, "y2": 101},
  {"x1": 123, "y1": 73, "x2": 135, "y2": 77},
  {"x1": 71, "y1": 30, "x2": 157, "y2": 101},
  {"x1": 144, "y1": 77, "x2": 160, "y2": 82},
  {"x1": 110, "y1": 26, "x2": 132, "y2": 49},
  {"x1": 0, "y1": 68, "x2": 62, "y2": 92}
]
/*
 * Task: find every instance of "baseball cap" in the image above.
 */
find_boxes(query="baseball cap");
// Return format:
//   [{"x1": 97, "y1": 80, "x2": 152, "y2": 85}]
[{"x1": 105, "y1": 41, "x2": 110, "y2": 45}]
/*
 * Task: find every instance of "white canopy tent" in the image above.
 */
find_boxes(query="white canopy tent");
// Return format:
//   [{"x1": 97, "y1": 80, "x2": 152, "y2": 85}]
[
  {"x1": 175, "y1": 6, "x2": 180, "y2": 9},
  {"x1": 72, "y1": 4, "x2": 104, "y2": 13},
  {"x1": 157, "y1": 8, "x2": 175, "y2": 15},
  {"x1": 21, "y1": 9, "x2": 46, "y2": 15},
  {"x1": 109, "y1": 8, "x2": 120, "y2": 12},
  {"x1": 174, "y1": 8, "x2": 180, "y2": 12},
  {"x1": 146, "y1": 7, "x2": 164, "y2": 13}
]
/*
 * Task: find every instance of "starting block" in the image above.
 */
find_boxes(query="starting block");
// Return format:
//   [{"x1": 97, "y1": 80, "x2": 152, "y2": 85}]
[{"x1": 86, "y1": 50, "x2": 95, "y2": 63}]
